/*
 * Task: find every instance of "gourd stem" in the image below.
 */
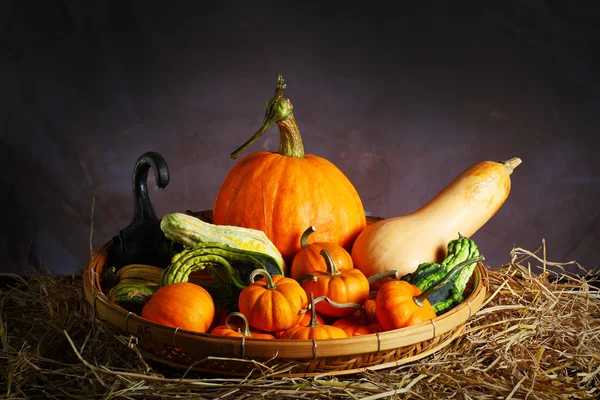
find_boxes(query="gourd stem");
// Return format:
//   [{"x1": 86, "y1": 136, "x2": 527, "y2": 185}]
[
  {"x1": 367, "y1": 269, "x2": 401, "y2": 285},
  {"x1": 225, "y1": 311, "x2": 252, "y2": 337},
  {"x1": 300, "y1": 226, "x2": 316, "y2": 248},
  {"x1": 413, "y1": 255, "x2": 485, "y2": 306},
  {"x1": 230, "y1": 75, "x2": 304, "y2": 160},
  {"x1": 320, "y1": 249, "x2": 341, "y2": 276},
  {"x1": 313, "y1": 295, "x2": 361, "y2": 325},
  {"x1": 501, "y1": 157, "x2": 522, "y2": 175},
  {"x1": 248, "y1": 269, "x2": 277, "y2": 290}
]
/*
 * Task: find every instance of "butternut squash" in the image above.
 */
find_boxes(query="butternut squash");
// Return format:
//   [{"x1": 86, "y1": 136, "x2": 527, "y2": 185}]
[{"x1": 351, "y1": 157, "x2": 521, "y2": 278}]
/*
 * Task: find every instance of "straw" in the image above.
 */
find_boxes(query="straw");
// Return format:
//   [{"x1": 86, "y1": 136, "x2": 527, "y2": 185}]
[{"x1": 1, "y1": 242, "x2": 598, "y2": 399}]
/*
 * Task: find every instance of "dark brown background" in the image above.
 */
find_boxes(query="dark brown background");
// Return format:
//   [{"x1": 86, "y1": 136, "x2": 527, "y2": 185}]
[{"x1": 2, "y1": 1, "x2": 599, "y2": 275}]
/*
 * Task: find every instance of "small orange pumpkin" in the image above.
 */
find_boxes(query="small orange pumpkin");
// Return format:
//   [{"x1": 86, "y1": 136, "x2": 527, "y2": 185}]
[
  {"x1": 274, "y1": 309, "x2": 326, "y2": 339},
  {"x1": 290, "y1": 226, "x2": 354, "y2": 279},
  {"x1": 238, "y1": 269, "x2": 308, "y2": 332},
  {"x1": 141, "y1": 282, "x2": 214, "y2": 333},
  {"x1": 211, "y1": 312, "x2": 275, "y2": 339},
  {"x1": 361, "y1": 293, "x2": 378, "y2": 321},
  {"x1": 280, "y1": 293, "x2": 348, "y2": 340},
  {"x1": 212, "y1": 76, "x2": 366, "y2": 263},
  {"x1": 298, "y1": 249, "x2": 369, "y2": 317},
  {"x1": 333, "y1": 300, "x2": 382, "y2": 336},
  {"x1": 375, "y1": 280, "x2": 436, "y2": 331}
]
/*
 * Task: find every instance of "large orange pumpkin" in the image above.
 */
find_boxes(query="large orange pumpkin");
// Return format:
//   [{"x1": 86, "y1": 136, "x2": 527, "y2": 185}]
[
  {"x1": 212, "y1": 76, "x2": 366, "y2": 263},
  {"x1": 141, "y1": 282, "x2": 214, "y2": 333}
]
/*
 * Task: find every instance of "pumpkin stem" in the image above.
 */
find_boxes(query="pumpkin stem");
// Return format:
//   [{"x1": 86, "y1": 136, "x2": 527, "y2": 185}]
[
  {"x1": 300, "y1": 226, "x2": 316, "y2": 248},
  {"x1": 248, "y1": 269, "x2": 277, "y2": 290},
  {"x1": 413, "y1": 255, "x2": 485, "y2": 306},
  {"x1": 320, "y1": 249, "x2": 341, "y2": 276},
  {"x1": 224, "y1": 312, "x2": 252, "y2": 337},
  {"x1": 501, "y1": 157, "x2": 522, "y2": 175},
  {"x1": 230, "y1": 75, "x2": 305, "y2": 160},
  {"x1": 313, "y1": 295, "x2": 362, "y2": 324},
  {"x1": 307, "y1": 292, "x2": 318, "y2": 327},
  {"x1": 367, "y1": 270, "x2": 401, "y2": 285},
  {"x1": 295, "y1": 273, "x2": 319, "y2": 284}
]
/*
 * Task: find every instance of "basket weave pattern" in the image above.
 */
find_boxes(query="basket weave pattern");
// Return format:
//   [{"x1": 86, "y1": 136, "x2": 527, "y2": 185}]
[{"x1": 84, "y1": 239, "x2": 488, "y2": 377}]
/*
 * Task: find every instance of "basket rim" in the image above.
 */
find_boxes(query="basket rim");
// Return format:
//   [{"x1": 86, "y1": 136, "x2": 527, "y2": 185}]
[{"x1": 84, "y1": 240, "x2": 489, "y2": 362}]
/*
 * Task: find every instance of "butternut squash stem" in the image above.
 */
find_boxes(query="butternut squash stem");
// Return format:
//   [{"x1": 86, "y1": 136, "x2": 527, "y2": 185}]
[
  {"x1": 230, "y1": 75, "x2": 304, "y2": 160},
  {"x1": 320, "y1": 248, "x2": 341, "y2": 276},
  {"x1": 313, "y1": 294, "x2": 361, "y2": 326},
  {"x1": 248, "y1": 269, "x2": 277, "y2": 290},
  {"x1": 413, "y1": 255, "x2": 485, "y2": 307},
  {"x1": 501, "y1": 157, "x2": 522, "y2": 174},
  {"x1": 224, "y1": 311, "x2": 252, "y2": 337},
  {"x1": 300, "y1": 226, "x2": 316, "y2": 248}
]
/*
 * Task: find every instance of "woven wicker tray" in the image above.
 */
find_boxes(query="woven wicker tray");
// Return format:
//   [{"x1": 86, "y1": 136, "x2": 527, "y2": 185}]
[{"x1": 83, "y1": 214, "x2": 489, "y2": 378}]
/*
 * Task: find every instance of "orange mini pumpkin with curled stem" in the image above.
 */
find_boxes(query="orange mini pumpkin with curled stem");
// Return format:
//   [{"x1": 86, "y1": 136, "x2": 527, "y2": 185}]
[
  {"x1": 375, "y1": 280, "x2": 437, "y2": 331},
  {"x1": 280, "y1": 293, "x2": 348, "y2": 340},
  {"x1": 274, "y1": 309, "x2": 326, "y2": 339},
  {"x1": 210, "y1": 312, "x2": 275, "y2": 339},
  {"x1": 290, "y1": 226, "x2": 354, "y2": 280},
  {"x1": 238, "y1": 269, "x2": 308, "y2": 333},
  {"x1": 333, "y1": 300, "x2": 382, "y2": 337},
  {"x1": 212, "y1": 76, "x2": 366, "y2": 263},
  {"x1": 298, "y1": 249, "x2": 369, "y2": 318}
]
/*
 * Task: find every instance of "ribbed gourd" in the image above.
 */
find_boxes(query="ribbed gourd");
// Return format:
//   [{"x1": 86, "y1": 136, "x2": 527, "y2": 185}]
[
  {"x1": 158, "y1": 242, "x2": 284, "y2": 290},
  {"x1": 161, "y1": 212, "x2": 286, "y2": 273}
]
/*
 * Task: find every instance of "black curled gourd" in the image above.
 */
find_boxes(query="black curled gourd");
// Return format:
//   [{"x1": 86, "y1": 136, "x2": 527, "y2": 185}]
[{"x1": 110, "y1": 151, "x2": 175, "y2": 269}]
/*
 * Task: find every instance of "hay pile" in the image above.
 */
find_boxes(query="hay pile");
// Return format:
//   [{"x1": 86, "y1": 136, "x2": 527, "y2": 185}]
[{"x1": 1, "y1": 243, "x2": 599, "y2": 399}]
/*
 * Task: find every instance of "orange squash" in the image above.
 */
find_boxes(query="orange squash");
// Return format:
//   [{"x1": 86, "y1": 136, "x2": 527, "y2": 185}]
[
  {"x1": 141, "y1": 282, "x2": 214, "y2": 333},
  {"x1": 290, "y1": 226, "x2": 354, "y2": 279},
  {"x1": 298, "y1": 249, "x2": 369, "y2": 317},
  {"x1": 210, "y1": 312, "x2": 275, "y2": 339},
  {"x1": 280, "y1": 293, "x2": 347, "y2": 340},
  {"x1": 352, "y1": 158, "x2": 521, "y2": 278},
  {"x1": 212, "y1": 76, "x2": 366, "y2": 263},
  {"x1": 238, "y1": 269, "x2": 308, "y2": 332}
]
